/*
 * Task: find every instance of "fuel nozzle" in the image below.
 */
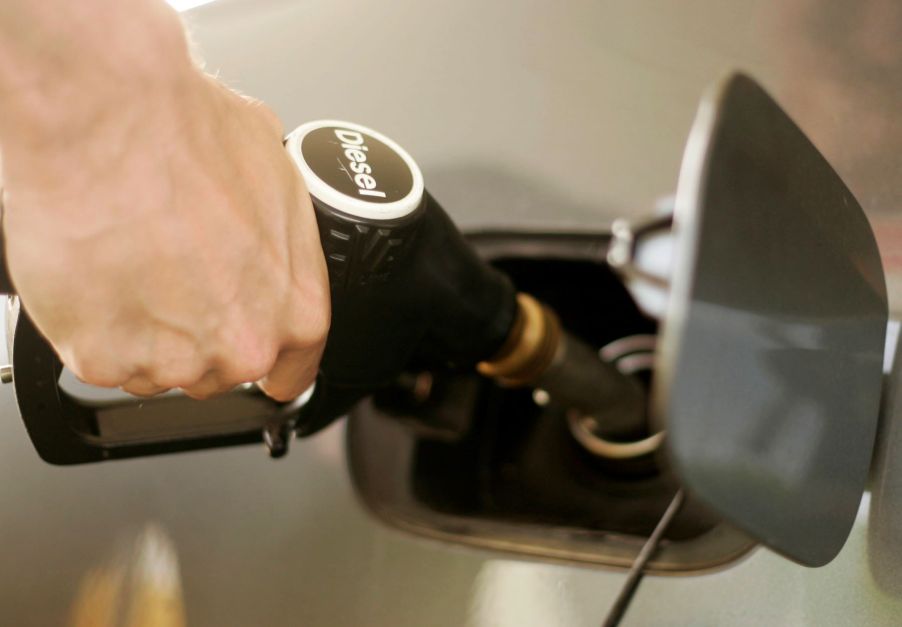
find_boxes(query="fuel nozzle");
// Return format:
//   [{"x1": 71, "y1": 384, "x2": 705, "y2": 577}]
[
  {"x1": 478, "y1": 293, "x2": 654, "y2": 452},
  {"x1": 286, "y1": 120, "x2": 653, "y2": 453}
]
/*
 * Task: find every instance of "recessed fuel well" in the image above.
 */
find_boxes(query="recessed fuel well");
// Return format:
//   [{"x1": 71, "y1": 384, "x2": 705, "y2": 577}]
[{"x1": 346, "y1": 231, "x2": 756, "y2": 573}]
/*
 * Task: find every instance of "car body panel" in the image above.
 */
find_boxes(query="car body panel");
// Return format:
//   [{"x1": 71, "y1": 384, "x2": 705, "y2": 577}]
[{"x1": 2, "y1": 0, "x2": 902, "y2": 624}]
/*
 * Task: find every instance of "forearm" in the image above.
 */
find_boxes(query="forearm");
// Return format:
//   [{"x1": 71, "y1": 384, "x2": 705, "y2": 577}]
[{"x1": 0, "y1": 0, "x2": 194, "y2": 164}]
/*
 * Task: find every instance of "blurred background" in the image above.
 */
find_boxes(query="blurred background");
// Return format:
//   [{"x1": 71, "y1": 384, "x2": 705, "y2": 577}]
[{"x1": 1, "y1": 0, "x2": 901, "y2": 625}]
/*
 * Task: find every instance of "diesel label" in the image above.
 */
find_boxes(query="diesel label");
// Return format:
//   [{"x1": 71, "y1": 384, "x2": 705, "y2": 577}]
[{"x1": 335, "y1": 129, "x2": 386, "y2": 199}]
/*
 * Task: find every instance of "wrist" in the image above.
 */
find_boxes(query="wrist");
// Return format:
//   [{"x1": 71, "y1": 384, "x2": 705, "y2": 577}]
[{"x1": 0, "y1": 1, "x2": 196, "y2": 164}]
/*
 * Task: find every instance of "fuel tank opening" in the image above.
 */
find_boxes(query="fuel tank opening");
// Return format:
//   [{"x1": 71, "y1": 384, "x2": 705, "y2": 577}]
[{"x1": 347, "y1": 230, "x2": 756, "y2": 573}]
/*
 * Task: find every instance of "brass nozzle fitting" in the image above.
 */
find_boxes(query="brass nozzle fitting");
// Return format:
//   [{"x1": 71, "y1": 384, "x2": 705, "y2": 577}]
[
  {"x1": 477, "y1": 293, "x2": 561, "y2": 387},
  {"x1": 477, "y1": 292, "x2": 655, "y2": 460}
]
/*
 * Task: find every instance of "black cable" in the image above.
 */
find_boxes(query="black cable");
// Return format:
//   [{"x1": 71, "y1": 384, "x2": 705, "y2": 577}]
[{"x1": 602, "y1": 489, "x2": 686, "y2": 627}]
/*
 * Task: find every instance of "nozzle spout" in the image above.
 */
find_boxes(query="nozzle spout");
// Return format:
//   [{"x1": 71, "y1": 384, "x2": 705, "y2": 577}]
[{"x1": 478, "y1": 293, "x2": 649, "y2": 441}]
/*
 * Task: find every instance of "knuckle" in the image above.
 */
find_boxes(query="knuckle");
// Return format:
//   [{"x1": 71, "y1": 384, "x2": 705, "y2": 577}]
[
  {"x1": 65, "y1": 351, "x2": 127, "y2": 388},
  {"x1": 213, "y1": 325, "x2": 279, "y2": 384},
  {"x1": 146, "y1": 361, "x2": 208, "y2": 390},
  {"x1": 146, "y1": 332, "x2": 207, "y2": 389},
  {"x1": 181, "y1": 372, "x2": 230, "y2": 400},
  {"x1": 227, "y1": 344, "x2": 278, "y2": 384}
]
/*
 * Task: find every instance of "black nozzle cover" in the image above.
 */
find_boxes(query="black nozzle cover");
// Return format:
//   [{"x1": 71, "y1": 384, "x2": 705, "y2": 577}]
[{"x1": 286, "y1": 121, "x2": 517, "y2": 434}]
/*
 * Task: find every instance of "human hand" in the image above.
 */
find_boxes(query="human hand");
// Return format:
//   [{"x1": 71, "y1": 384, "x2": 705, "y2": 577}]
[{"x1": 1, "y1": 62, "x2": 330, "y2": 401}]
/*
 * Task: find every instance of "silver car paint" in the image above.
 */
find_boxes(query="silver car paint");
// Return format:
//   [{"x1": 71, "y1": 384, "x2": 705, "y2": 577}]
[{"x1": 2, "y1": 0, "x2": 902, "y2": 624}]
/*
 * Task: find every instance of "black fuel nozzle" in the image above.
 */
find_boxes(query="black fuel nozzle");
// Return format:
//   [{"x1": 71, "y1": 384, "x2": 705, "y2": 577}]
[
  {"x1": 289, "y1": 121, "x2": 649, "y2": 445},
  {"x1": 2, "y1": 120, "x2": 649, "y2": 464}
]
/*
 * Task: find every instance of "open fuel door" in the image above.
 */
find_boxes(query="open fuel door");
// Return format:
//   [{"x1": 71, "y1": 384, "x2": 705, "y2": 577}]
[{"x1": 655, "y1": 73, "x2": 888, "y2": 566}]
